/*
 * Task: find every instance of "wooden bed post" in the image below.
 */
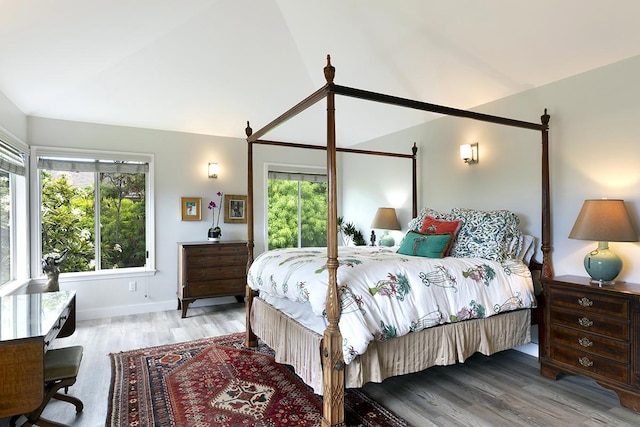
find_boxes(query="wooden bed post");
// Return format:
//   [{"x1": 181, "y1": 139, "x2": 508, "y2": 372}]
[
  {"x1": 244, "y1": 121, "x2": 257, "y2": 348},
  {"x1": 540, "y1": 109, "x2": 553, "y2": 280},
  {"x1": 412, "y1": 142, "x2": 418, "y2": 218},
  {"x1": 321, "y1": 55, "x2": 346, "y2": 427}
]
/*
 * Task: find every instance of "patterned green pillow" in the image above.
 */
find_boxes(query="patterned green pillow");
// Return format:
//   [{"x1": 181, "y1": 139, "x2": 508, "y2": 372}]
[
  {"x1": 449, "y1": 208, "x2": 522, "y2": 262},
  {"x1": 397, "y1": 231, "x2": 451, "y2": 258}
]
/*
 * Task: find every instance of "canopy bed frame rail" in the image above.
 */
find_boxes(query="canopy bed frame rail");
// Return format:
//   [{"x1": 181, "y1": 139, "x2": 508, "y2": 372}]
[{"x1": 244, "y1": 55, "x2": 552, "y2": 427}]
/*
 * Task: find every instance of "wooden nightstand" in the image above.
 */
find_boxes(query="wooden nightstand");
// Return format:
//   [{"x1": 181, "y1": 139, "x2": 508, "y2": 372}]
[
  {"x1": 177, "y1": 241, "x2": 248, "y2": 318},
  {"x1": 540, "y1": 275, "x2": 640, "y2": 412}
]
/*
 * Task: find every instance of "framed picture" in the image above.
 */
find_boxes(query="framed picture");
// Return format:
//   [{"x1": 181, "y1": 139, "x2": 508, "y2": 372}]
[
  {"x1": 224, "y1": 194, "x2": 247, "y2": 224},
  {"x1": 181, "y1": 197, "x2": 202, "y2": 221}
]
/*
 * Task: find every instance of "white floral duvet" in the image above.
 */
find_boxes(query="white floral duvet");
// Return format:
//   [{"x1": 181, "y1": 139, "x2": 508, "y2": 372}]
[{"x1": 248, "y1": 246, "x2": 536, "y2": 364}]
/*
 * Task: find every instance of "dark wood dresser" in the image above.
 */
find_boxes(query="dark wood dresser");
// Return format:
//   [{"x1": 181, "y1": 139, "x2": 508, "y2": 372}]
[
  {"x1": 540, "y1": 275, "x2": 640, "y2": 412},
  {"x1": 177, "y1": 241, "x2": 248, "y2": 318}
]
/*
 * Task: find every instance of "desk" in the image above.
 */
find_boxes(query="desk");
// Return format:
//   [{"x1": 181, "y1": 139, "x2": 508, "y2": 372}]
[{"x1": 0, "y1": 291, "x2": 76, "y2": 418}]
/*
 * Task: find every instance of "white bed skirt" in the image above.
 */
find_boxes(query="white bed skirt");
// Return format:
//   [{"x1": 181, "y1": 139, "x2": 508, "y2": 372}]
[{"x1": 250, "y1": 296, "x2": 531, "y2": 394}]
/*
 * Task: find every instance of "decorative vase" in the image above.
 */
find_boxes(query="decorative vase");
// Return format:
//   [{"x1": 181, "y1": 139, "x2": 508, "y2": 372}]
[{"x1": 208, "y1": 226, "x2": 221, "y2": 242}]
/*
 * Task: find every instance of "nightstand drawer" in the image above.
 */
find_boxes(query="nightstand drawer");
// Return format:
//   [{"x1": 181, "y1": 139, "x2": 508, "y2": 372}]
[
  {"x1": 548, "y1": 286, "x2": 628, "y2": 318},
  {"x1": 549, "y1": 307, "x2": 629, "y2": 340},
  {"x1": 549, "y1": 325, "x2": 629, "y2": 363},
  {"x1": 550, "y1": 345, "x2": 629, "y2": 383}
]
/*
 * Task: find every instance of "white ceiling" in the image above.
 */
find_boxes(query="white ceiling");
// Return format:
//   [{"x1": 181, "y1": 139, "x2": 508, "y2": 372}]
[{"x1": 1, "y1": 0, "x2": 640, "y2": 145}]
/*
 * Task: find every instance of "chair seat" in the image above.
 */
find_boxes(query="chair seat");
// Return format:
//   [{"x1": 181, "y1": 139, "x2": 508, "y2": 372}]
[{"x1": 44, "y1": 346, "x2": 83, "y2": 381}]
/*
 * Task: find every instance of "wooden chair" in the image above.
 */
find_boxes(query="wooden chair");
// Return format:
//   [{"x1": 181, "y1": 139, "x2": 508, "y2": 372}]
[{"x1": 11, "y1": 346, "x2": 84, "y2": 427}]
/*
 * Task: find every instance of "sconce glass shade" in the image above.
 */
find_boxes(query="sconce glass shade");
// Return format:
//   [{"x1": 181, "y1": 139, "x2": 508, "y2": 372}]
[
  {"x1": 460, "y1": 143, "x2": 478, "y2": 164},
  {"x1": 208, "y1": 163, "x2": 219, "y2": 178},
  {"x1": 371, "y1": 207, "x2": 401, "y2": 246},
  {"x1": 569, "y1": 199, "x2": 638, "y2": 285}
]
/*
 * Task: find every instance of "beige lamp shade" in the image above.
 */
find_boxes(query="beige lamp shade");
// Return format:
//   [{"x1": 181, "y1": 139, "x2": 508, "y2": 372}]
[
  {"x1": 371, "y1": 207, "x2": 401, "y2": 231},
  {"x1": 569, "y1": 199, "x2": 637, "y2": 242}
]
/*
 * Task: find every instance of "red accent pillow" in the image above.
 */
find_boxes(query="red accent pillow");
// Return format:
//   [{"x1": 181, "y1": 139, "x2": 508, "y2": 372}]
[{"x1": 420, "y1": 216, "x2": 461, "y2": 255}]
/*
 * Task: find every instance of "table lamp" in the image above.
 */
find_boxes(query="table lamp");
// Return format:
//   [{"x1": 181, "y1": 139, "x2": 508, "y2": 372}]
[
  {"x1": 569, "y1": 199, "x2": 637, "y2": 285},
  {"x1": 371, "y1": 207, "x2": 401, "y2": 246}
]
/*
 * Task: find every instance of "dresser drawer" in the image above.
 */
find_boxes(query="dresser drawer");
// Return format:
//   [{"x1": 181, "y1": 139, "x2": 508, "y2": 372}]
[
  {"x1": 550, "y1": 344, "x2": 629, "y2": 383},
  {"x1": 548, "y1": 286, "x2": 628, "y2": 318},
  {"x1": 182, "y1": 278, "x2": 245, "y2": 298},
  {"x1": 184, "y1": 243, "x2": 246, "y2": 257},
  {"x1": 549, "y1": 307, "x2": 629, "y2": 340},
  {"x1": 186, "y1": 253, "x2": 247, "y2": 268},
  {"x1": 549, "y1": 325, "x2": 629, "y2": 363},
  {"x1": 185, "y1": 264, "x2": 246, "y2": 281}
]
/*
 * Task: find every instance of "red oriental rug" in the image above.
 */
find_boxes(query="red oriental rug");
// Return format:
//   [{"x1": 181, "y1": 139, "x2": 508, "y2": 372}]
[{"x1": 107, "y1": 333, "x2": 412, "y2": 427}]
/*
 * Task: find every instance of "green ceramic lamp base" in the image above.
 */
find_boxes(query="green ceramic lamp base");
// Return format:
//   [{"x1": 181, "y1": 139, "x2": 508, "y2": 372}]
[
  {"x1": 379, "y1": 231, "x2": 395, "y2": 247},
  {"x1": 584, "y1": 241, "x2": 622, "y2": 286}
]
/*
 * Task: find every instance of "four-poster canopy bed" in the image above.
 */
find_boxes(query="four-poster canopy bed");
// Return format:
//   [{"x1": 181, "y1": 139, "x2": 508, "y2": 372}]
[{"x1": 244, "y1": 55, "x2": 552, "y2": 427}]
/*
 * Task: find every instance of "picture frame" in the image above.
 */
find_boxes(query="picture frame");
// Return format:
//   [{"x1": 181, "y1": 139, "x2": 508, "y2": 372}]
[
  {"x1": 181, "y1": 197, "x2": 202, "y2": 221},
  {"x1": 224, "y1": 194, "x2": 247, "y2": 224}
]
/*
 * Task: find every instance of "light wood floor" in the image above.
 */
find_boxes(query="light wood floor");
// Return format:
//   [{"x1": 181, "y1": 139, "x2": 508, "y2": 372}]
[{"x1": 4, "y1": 302, "x2": 640, "y2": 427}]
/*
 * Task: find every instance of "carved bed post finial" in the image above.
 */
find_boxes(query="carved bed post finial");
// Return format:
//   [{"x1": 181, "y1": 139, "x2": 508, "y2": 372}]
[
  {"x1": 324, "y1": 54, "x2": 335, "y2": 84},
  {"x1": 245, "y1": 121, "x2": 253, "y2": 137},
  {"x1": 541, "y1": 108, "x2": 550, "y2": 128}
]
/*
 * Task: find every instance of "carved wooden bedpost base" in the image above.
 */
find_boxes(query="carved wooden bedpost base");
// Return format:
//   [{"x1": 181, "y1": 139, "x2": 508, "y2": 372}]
[{"x1": 321, "y1": 329, "x2": 346, "y2": 427}]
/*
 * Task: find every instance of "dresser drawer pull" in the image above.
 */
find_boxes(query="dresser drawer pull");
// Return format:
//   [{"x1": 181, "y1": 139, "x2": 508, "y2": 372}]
[
  {"x1": 578, "y1": 297, "x2": 593, "y2": 307},
  {"x1": 578, "y1": 337, "x2": 593, "y2": 347},
  {"x1": 578, "y1": 357, "x2": 594, "y2": 368},
  {"x1": 198, "y1": 271, "x2": 206, "y2": 278},
  {"x1": 578, "y1": 317, "x2": 593, "y2": 327}
]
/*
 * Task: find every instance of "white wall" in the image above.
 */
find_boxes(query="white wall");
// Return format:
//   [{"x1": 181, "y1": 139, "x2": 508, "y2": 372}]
[
  {"x1": 0, "y1": 90, "x2": 27, "y2": 142},
  {"x1": 27, "y1": 117, "x2": 249, "y2": 319},
  {"x1": 346, "y1": 54, "x2": 640, "y2": 283}
]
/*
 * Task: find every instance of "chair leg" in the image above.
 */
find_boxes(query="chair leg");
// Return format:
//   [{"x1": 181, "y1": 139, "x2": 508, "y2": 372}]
[
  {"x1": 52, "y1": 391, "x2": 84, "y2": 413},
  {"x1": 17, "y1": 377, "x2": 82, "y2": 427}
]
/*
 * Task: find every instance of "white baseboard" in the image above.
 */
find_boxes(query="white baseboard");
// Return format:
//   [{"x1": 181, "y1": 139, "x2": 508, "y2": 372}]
[{"x1": 75, "y1": 296, "x2": 240, "y2": 321}]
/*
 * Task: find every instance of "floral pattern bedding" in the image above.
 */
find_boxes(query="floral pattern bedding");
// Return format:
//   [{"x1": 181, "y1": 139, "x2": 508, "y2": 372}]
[{"x1": 248, "y1": 246, "x2": 536, "y2": 365}]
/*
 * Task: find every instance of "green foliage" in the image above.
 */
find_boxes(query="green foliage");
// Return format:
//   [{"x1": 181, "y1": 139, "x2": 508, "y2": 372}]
[
  {"x1": 338, "y1": 217, "x2": 366, "y2": 246},
  {"x1": 41, "y1": 170, "x2": 146, "y2": 273},
  {"x1": 267, "y1": 179, "x2": 327, "y2": 249}
]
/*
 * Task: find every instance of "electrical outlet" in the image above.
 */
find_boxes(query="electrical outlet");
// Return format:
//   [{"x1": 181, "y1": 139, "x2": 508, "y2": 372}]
[{"x1": 128, "y1": 281, "x2": 137, "y2": 291}]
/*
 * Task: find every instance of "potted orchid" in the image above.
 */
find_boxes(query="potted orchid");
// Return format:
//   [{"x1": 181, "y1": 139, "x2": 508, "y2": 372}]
[{"x1": 207, "y1": 191, "x2": 223, "y2": 241}]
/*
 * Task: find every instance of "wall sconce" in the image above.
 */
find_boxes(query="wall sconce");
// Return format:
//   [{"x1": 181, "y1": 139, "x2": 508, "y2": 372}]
[
  {"x1": 208, "y1": 163, "x2": 219, "y2": 179},
  {"x1": 460, "y1": 143, "x2": 478, "y2": 165}
]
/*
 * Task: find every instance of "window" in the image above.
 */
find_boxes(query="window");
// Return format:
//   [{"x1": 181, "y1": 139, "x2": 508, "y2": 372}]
[
  {"x1": 267, "y1": 169, "x2": 327, "y2": 249},
  {"x1": 0, "y1": 136, "x2": 27, "y2": 287},
  {"x1": 34, "y1": 148, "x2": 153, "y2": 276}
]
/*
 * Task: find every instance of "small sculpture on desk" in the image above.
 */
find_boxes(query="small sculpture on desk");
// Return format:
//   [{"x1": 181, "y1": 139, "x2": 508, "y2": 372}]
[
  {"x1": 370, "y1": 230, "x2": 376, "y2": 246},
  {"x1": 42, "y1": 249, "x2": 69, "y2": 292}
]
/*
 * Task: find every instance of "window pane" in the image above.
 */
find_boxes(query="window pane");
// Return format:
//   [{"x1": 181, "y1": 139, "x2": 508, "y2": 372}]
[
  {"x1": 41, "y1": 170, "x2": 95, "y2": 272},
  {"x1": 300, "y1": 181, "x2": 327, "y2": 247},
  {"x1": 267, "y1": 178, "x2": 327, "y2": 249},
  {"x1": 99, "y1": 171, "x2": 146, "y2": 268},
  {"x1": 0, "y1": 171, "x2": 10, "y2": 284}
]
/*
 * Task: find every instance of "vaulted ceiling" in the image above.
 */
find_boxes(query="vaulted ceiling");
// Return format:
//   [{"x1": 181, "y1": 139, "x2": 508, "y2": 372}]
[{"x1": 1, "y1": 1, "x2": 639, "y2": 145}]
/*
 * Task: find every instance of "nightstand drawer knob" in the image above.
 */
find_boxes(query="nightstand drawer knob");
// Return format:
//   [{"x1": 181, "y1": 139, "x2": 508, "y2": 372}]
[
  {"x1": 578, "y1": 317, "x2": 593, "y2": 327},
  {"x1": 578, "y1": 337, "x2": 593, "y2": 347},
  {"x1": 579, "y1": 357, "x2": 594, "y2": 368},
  {"x1": 578, "y1": 297, "x2": 593, "y2": 307}
]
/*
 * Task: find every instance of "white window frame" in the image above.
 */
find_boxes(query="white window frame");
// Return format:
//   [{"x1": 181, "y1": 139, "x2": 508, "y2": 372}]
[
  {"x1": 0, "y1": 126, "x2": 29, "y2": 295},
  {"x1": 30, "y1": 146, "x2": 156, "y2": 282},
  {"x1": 264, "y1": 163, "x2": 327, "y2": 249}
]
